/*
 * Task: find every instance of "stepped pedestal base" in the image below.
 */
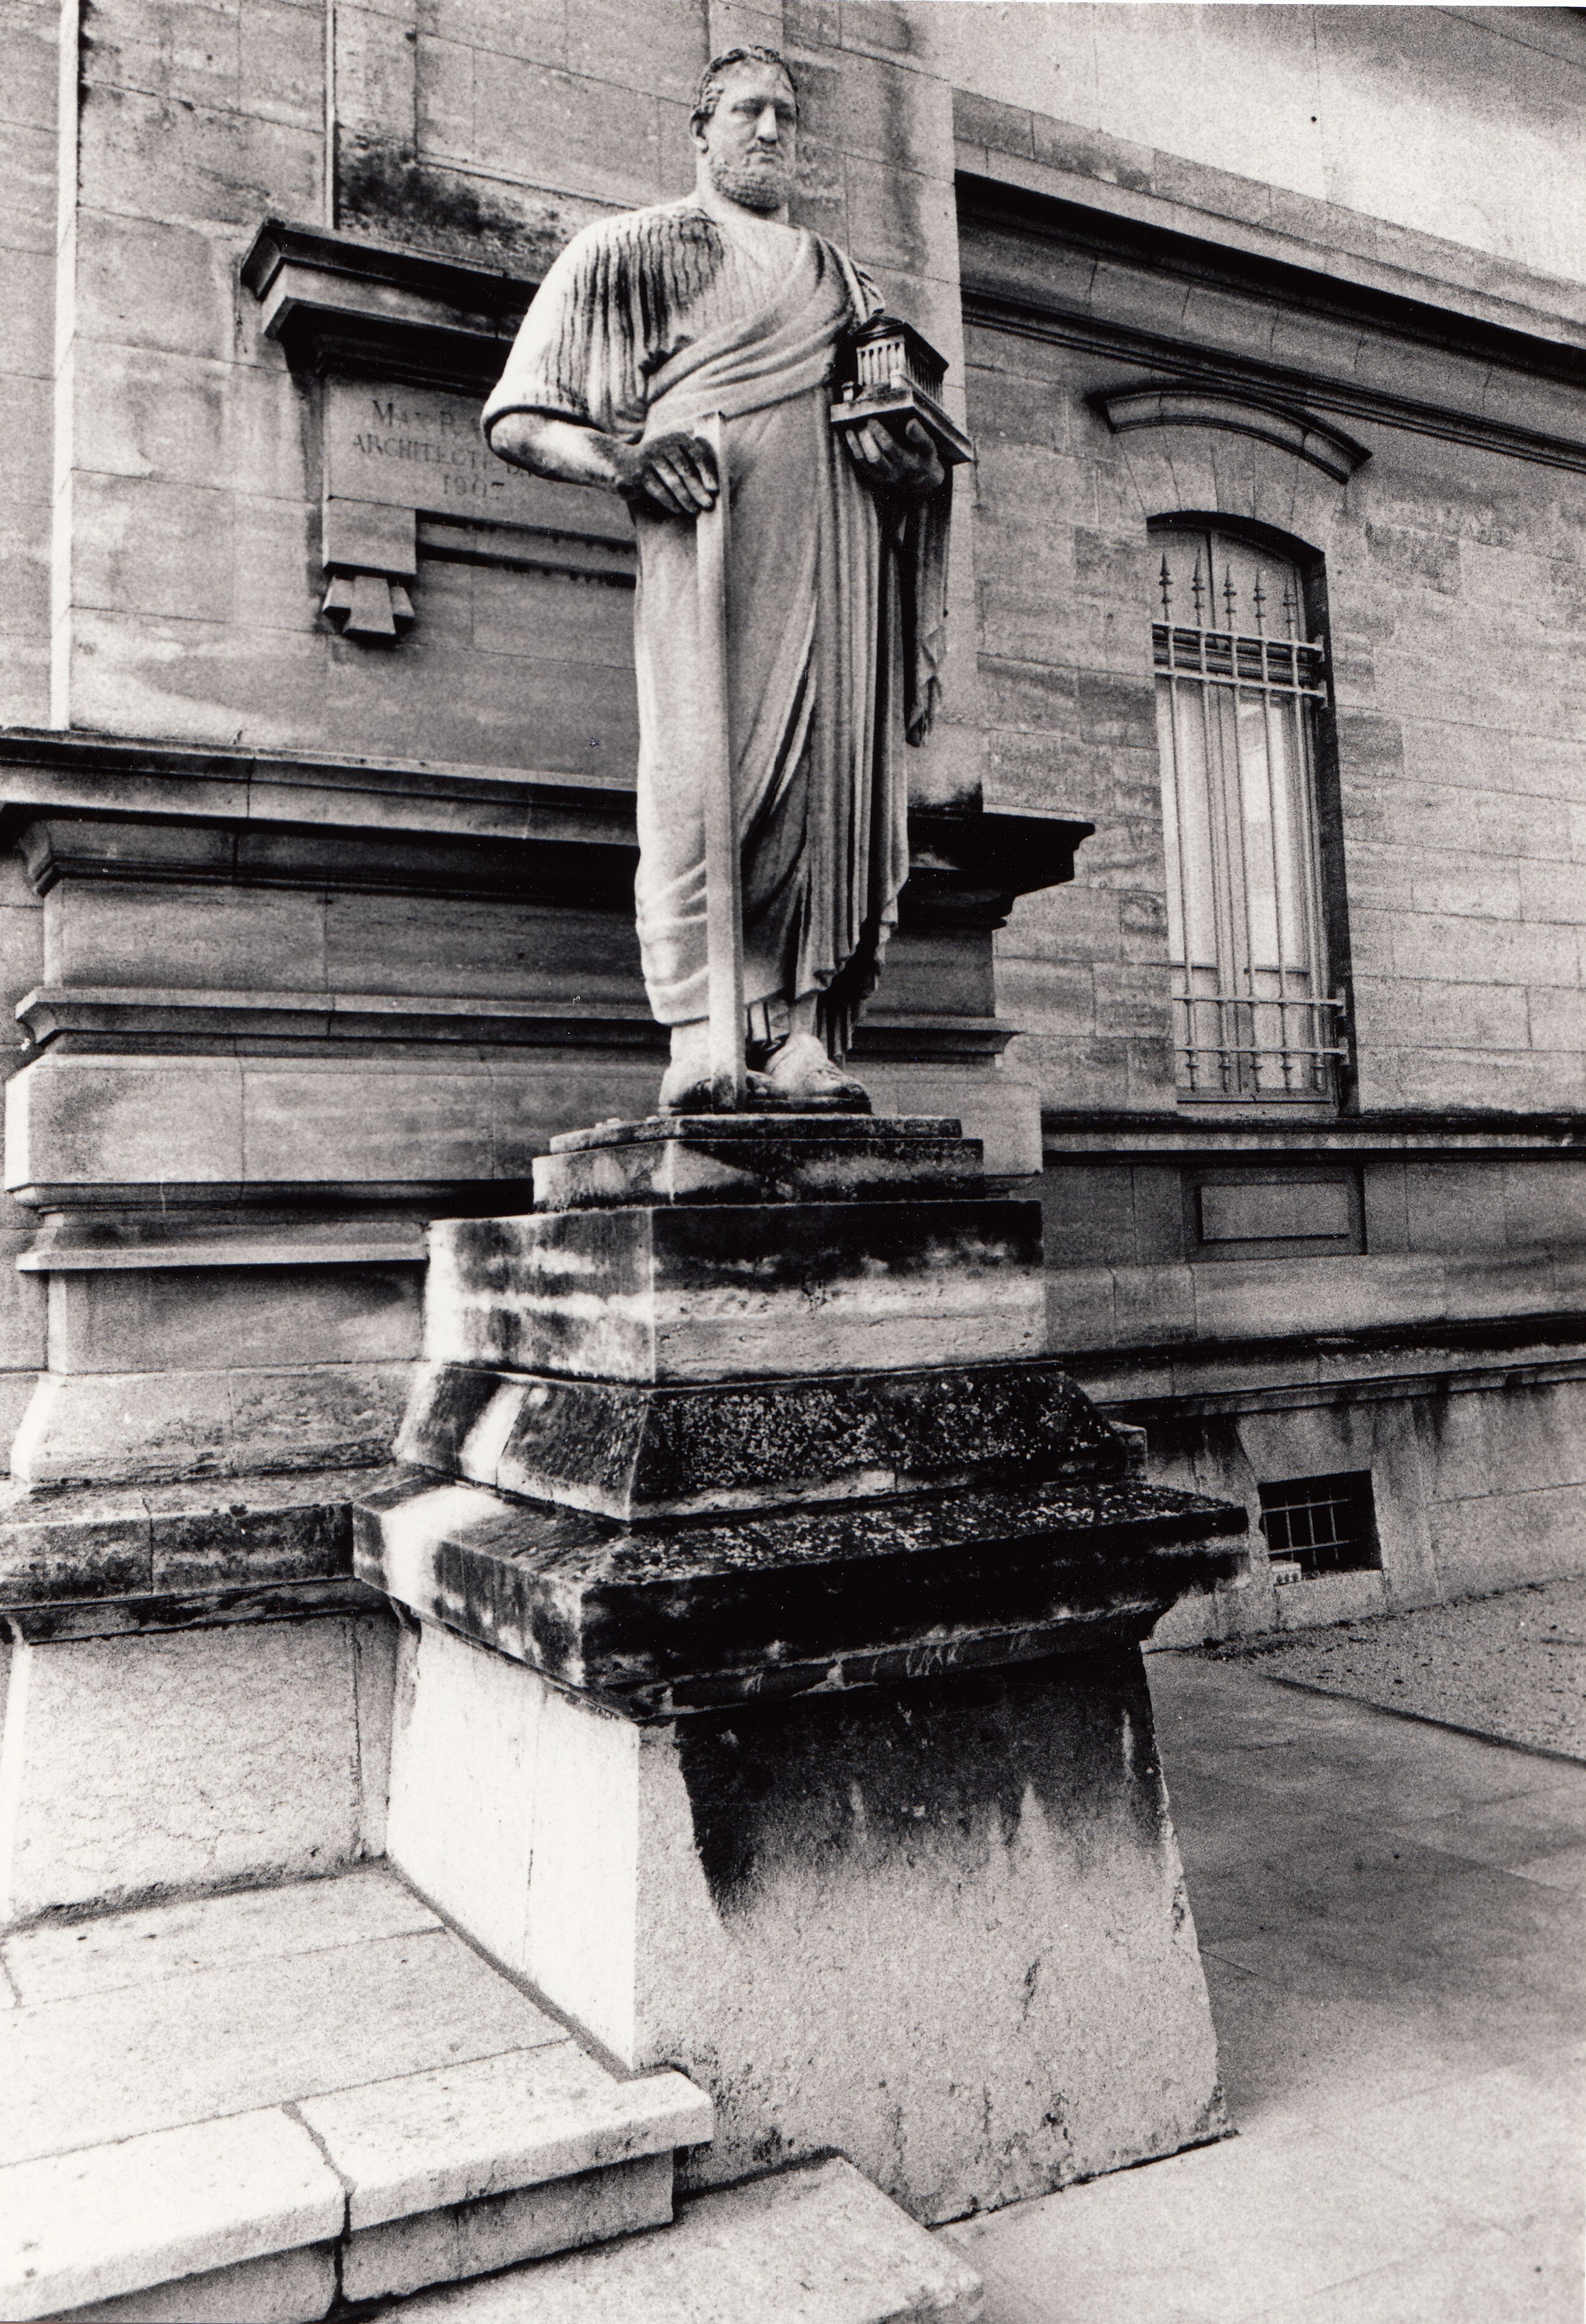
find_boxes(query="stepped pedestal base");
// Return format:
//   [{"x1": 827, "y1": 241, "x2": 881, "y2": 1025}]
[{"x1": 369, "y1": 1114, "x2": 1247, "y2": 2223}]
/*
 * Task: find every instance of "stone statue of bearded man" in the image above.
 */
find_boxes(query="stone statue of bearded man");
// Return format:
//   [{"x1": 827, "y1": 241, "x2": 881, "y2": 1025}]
[{"x1": 483, "y1": 44, "x2": 951, "y2": 1111}]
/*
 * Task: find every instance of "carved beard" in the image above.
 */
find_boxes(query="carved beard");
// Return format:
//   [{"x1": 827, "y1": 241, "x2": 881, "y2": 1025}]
[{"x1": 706, "y1": 148, "x2": 791, "y2": 212}]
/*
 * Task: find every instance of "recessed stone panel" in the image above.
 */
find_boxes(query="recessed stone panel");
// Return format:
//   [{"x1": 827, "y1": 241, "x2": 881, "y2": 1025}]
[
  {"x1": 325, "y1": 380, "x2": 637, "y2": 549},
  {"x1": 1192, "y1": 1171, "x2": 1365, "y2": 1260}
]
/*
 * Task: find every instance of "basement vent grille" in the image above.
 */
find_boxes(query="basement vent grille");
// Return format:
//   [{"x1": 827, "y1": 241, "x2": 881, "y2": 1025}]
[{"x1": 1258, "y1": 1471, "x2": 1381, "y2": 1583}]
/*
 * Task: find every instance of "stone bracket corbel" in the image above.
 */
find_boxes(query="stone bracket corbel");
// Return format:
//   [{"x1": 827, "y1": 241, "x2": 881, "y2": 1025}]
[{"x1": 321, "y1": 495, "x2": 417, "y2": 641}]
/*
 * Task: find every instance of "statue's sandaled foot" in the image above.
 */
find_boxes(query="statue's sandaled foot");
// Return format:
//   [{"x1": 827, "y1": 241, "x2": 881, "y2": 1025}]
[
  {"x1": 658, "y1": 1061, "x2": 781, "y2": 1115},
  {"x1": 759, "y1": 1032, "x2": 872, "y2": 1113}
]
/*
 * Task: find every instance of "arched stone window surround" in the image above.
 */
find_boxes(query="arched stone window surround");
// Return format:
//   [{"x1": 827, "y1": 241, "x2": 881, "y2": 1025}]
[{"x1": 1096, "y1": 382, "x2": 1371, "y2": 487}]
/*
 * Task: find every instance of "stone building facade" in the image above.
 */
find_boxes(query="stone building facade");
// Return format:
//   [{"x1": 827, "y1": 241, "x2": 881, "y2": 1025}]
[{"x1": 0, "y1": 0, "x2": 1583, "y2": 1677}]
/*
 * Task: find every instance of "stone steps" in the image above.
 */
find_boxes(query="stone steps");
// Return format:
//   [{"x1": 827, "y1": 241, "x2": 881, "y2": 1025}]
[
  {"x1": 369, "y1": 2155, "x2": 984, "y2": 2323},
  {"x1": 0, "y1": 1864, "x2": 712, "y2": 2322}
]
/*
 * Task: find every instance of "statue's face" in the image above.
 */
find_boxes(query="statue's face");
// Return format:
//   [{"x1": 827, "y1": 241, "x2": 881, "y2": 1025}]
[{"x1": 696, "y1": 61, "x2": 798, "y2": 213}]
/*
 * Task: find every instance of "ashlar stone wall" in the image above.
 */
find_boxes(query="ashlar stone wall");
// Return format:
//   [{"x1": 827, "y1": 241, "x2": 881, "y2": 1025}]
[
  {"x1": 3, "y1": 0, "x2": 1584, "y2": 1614},
  {"x1": 960, "y1": 174, "x2": 1586, "y2": 1119},
  {"x1": 0, "y1": 0, "x2": 54, "y2": 732},
  {"x1": 931, "y1": 3, "x2": 1586, "y2": 288},
  {"x1": 0, "y1": 0, "x2": 54, "y2": 1451}
]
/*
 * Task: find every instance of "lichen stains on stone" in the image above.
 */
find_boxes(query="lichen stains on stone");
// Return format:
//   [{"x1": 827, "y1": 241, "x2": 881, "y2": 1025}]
[
  {"x1": 337, "y1": 138, "x2": 582, "y2": 272},
  {"x1": 415, "y1": 1356, "x2": 1129, "y2": 1515},
  {"x1": 746, "y1": 2119, "x2": 797, "y2": 2173},
  {"x1": 359, "y1": 1460, "x2": 1245, "y2": 1722},
  {"x1": 675, "y1": 1654, "x2": 1166, "y2": 1918}
]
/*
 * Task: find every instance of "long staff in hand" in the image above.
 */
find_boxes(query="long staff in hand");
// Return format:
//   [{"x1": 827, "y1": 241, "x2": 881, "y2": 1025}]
[{"x1": 695, "y1": 411, "x2": 745, "y2": 1113}]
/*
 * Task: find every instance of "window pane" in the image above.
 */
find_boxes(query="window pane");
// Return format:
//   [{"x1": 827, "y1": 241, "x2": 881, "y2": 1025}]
[
  {"x1": 1236, "y1": 687, "x2": 1279, "y2": 965},
  {"x1": 1159, "y1": 680, "x2": 1218, "y2": 973}
]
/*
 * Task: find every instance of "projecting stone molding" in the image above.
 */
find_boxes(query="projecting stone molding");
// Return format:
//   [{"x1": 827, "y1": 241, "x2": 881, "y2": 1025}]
[
  {"x1": 1095, "y1": 381, "x2": 1372, "y2": 482},
  {"x1": 240, "y1": 220, "x2": 530, "y2": 387}
]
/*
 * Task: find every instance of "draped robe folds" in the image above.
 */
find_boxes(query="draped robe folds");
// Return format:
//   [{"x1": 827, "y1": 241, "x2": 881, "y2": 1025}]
[{"x1": 483, "y1": 204, "x2": 951, "y2": 1048}]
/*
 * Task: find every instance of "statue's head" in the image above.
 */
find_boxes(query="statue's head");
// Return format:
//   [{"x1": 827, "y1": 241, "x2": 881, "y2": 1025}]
[{"x1": 691, "y1": 45, "x2": 798, "y2": 215}]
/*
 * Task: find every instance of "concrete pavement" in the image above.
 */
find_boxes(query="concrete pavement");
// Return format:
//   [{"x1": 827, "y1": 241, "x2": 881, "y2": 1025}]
[{"x1": 940, "y1": 1648, "x2": 1585, "y2": 2323}]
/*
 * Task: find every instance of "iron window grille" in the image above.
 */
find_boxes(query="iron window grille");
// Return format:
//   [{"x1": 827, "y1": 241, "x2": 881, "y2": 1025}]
[
  {"x1": 1151, "y1": 526, "x2": 1346, "y2": 1101},
  {"x1": 1258, "y1": 1471, "x2": 1381, "y2": 1583}
]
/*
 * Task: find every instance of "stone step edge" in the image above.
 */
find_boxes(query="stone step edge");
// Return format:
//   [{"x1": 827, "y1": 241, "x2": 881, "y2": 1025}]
[
  {"x1": 6, "y1": 2070, "x2": 714, "y2": 2322},
  {"x1": 0, "y1": 1465, "x2": 413, "y2": 1628},
  {"x1": 366, "y1": 2155, "x2": 985, "y2": 2322}
]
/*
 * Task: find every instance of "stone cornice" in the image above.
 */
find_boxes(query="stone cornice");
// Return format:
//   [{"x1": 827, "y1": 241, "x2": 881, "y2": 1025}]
[
  {"x1": 967, "y1": 281, "x2": 1586, "y2": 476},
  {"x1": 241, "y1": 219, "x2": 534, "y2": 389},
  {"x1": 12, "y1": 986, "x2": 1017, "y2": 1068},
  {"x1": 1042, "y1": 1112, "x2": 1586, "y2": 1154},
  {"x1": 0, "y1": 728, "x2": 632, "y2": 852},
  {"x1": 1082, "y1": 1344, "x2": 1586, "y2": 1422},
  {"x1": 0, "y1": 732, "x2": 1088, "y2": 917},
  {"x1": 953, "y1": 142, "x2": 1586, "y2": 359},
  {"x1": 959, "y1": 176, "x2": 1586, "y2": 474}
]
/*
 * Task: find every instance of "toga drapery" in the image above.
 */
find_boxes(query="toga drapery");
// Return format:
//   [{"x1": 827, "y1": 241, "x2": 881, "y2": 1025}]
[{"x1": 482, "y1": 201, "x2": 950, "y2": 1047}]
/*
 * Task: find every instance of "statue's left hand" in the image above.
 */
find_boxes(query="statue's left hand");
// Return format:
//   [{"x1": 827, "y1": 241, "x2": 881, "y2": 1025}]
[{"x1": 842, "y1": 412, "x2": 946, "y2": 499}]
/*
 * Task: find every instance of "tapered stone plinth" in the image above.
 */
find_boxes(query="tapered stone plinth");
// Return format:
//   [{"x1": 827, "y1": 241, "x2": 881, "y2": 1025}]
[{"x1": 363, "y1": 1115, "x2": 1247, "y2": 2222}]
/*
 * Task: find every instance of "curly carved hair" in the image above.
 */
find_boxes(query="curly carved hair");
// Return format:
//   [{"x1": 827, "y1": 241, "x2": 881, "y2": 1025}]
[{"x1": 690, "y1": 45, "x2": 798, "y2": 133}]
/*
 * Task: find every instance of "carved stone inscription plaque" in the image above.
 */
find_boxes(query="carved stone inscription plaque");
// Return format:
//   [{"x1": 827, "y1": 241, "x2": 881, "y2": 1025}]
[
  {"x1": 319, "y1": 380, "x2": 633, "y2": 640},
  {"x1": 326, "y1": 381, "x2": 632, "y2": 542}
]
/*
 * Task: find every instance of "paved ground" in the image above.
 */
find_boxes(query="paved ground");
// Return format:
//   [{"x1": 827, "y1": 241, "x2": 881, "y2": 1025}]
[
  {"x1": 940, "y1": 1646, "x2": 1585, "y2": 2323},
  {"x1": 1212, "y1": 1579, "x2": 1586, "y2": 1760}
]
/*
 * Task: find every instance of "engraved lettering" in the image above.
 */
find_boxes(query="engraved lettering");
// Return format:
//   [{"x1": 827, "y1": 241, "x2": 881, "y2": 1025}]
[
  {"x1": 348, "y1": 428, "x2": 501, "y2": 470},
  {"x1": 330, "y1": 377, "x2": 615, "y2": 538}
]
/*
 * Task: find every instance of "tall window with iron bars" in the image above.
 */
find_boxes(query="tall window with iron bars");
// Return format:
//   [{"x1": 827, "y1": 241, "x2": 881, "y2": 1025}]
[{"x1": 1150, "y1": 524, "x2": 1346, "y2": 1101}]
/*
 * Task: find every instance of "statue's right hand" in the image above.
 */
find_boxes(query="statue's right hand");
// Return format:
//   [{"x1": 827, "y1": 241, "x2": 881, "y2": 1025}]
[{"x1": 613, "y1": 433, "x2": 719, "y2": 517}]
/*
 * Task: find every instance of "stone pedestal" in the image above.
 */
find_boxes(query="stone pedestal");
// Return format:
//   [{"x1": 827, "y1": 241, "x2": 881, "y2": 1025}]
[{"x1": 360, "y1": 1115, "x2": 1246, "y2": 2223}]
